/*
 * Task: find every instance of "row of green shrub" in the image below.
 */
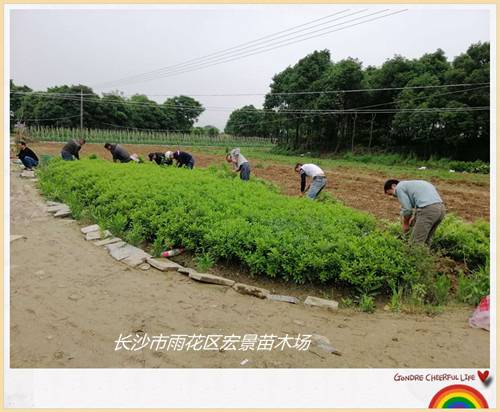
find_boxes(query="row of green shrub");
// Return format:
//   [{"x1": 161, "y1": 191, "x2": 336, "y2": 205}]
[
  {"x1": 38, "y1": 158, "x2": 490, "y2": 306},
  {"x1": 39, "y1": 159, "x2": 438, "y2": 298}
]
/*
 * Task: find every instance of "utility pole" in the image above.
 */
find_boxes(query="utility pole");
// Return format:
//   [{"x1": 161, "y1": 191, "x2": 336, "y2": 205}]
[{"x1": 80, "y1": 89, "x2": 83, "y2": 130}]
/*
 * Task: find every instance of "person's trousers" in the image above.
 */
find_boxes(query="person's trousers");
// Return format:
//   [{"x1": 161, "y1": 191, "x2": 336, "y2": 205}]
[
  {"x1": 21, "y1": 156, "x2": 38, "y2": 169},
  {"x1": 61, "y1": 151, "x2": 74, "y2": 161},
  {"x1": 307, "y1": 176, "x2": 326, "y2": 199},
  {"x1": 412, "y1": 203, "x2": 446, "y2": 245},
  {"x1": 239, "y1": 162, "x2": 251, "y2": 181}
]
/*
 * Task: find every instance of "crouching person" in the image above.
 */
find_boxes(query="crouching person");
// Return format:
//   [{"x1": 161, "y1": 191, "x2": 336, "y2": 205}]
[
  {"x1": 384, "y1": 179, "x2": 446, "y2": 246},
  {"x1": 17, "y1": 141, "x2": 39, "y2": 170}
]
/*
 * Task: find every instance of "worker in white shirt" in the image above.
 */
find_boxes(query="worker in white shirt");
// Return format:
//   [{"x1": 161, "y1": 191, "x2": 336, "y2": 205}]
[
  {"x1": 226, "y1": 148, "x2": 251, "y2": 181},
  {"x1": 294, "y1": 163, "x2": 326, "y2": 200}
]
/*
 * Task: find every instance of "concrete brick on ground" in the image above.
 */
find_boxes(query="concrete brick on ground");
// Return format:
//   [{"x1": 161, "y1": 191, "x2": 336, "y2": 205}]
[
  {"x1": 81, "y1": 224, "x2": 100, "y2": 234},
  {"x1": 188, "y1": 272, "x2": 235, "y2": 287},
  {"x1": 85, "y1": 230, "x2": 112, "y2": 241},
  {"x1": 146, "y1": 257, "x2": 182, "y2": 272},
  {"x1": 94, "y1": 237, "x2": 122, "y2": 246},
  {"x1": 54, "y1": 207, "x2": 71, "y2": 218},
  {"x1": 232, "y1": 283, "x2": 270, "y2": 299},
  {"x1": 304, "y1": 296, "x2": 339, "y2": 311},
  {"x1": 267, "y1": 294, "x2": 300, "y2": 304}
]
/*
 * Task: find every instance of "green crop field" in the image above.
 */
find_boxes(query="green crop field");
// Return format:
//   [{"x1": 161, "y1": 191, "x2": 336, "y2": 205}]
[
  {"x1": 38, "y1": 158, "x2": 489, "y2": 309},
  {"x1": 25, "y1": 126, "x2": 276, "y2": 148}
]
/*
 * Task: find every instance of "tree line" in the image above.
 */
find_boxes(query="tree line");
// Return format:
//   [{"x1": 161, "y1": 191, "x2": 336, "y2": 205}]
[
  {"x1": 9, "y1": 83, "x2": 216, "y2": 134},
  {"x1": 225, "y1": 42, "x2": 489, "y2": 161}
]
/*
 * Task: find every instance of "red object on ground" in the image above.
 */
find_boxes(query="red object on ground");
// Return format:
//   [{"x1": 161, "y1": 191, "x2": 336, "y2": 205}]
[
  {"x1": 161, "y1": 248, "x2": 185, "y2": 258},
  {"x1": 469, "y1": 295, "x2": 490, "y2": 331}
]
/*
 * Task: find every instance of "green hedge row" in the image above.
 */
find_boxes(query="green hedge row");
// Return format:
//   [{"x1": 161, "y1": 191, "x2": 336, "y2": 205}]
[{"x1": 38, "y1": 159, "x2": 436, "y2": 297}]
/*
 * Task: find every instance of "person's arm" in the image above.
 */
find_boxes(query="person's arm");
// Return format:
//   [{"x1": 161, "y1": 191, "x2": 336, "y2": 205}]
[
  {"x1": 397, "y1": 190, "x2": 414, "y2": 232},
  {"x1": 74, "y1": 147, "x2": 80, "y2": 160},
  {"x1": 300, "y1": 171, "x2": 307, "y2": 194}
]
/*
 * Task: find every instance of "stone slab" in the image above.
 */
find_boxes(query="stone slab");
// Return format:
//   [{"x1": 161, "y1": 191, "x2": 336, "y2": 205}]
[
  {"x1": 232, "y1": 283, "x2": 270, "y2": 299},
  {"x1": 267, "y1": 294, "x2": 300, "y2": 304},
  {"x1": 122, "y1": 251, "x2": 151, "y2": 267},
  {"x1": 108, "y1": 243, "x2": 150, "y2": 263},
  {"x1": 47, "y1": 204, "x2": 67, "y2": 213},
  {"x1": 85, "y1": 230, "x2": 112, "y2": 241},
  {"x1": 81, "y1": 224, "x2": 100, "y2": 234},
  {"x1": 46, "y1": 201, "x2": 63, "y2": 207},
  {"x1": 188, "y1": 272, "x2": 235, "y2": 287},
  {"x1": 10, "y1": 235, "x2": 27, "y2": 243},
  {"x1": 304, "y1": 296, "x2": 339, "y2": 311},
  {"x1": 20, "y1": 170, "x2": 35, "y2": 178},
  {"x1": 94, "y1": 237, "x2": 122, "y2": 247},
  {"x1": 54, "y1": 207, "x2": 71, "y2": 218},
  {"x1": 146, "y1": 257, "x2": 182, "y2": 272},
  {"x1": 177, "y1": 267, "x2": 197, "y2": 276}
]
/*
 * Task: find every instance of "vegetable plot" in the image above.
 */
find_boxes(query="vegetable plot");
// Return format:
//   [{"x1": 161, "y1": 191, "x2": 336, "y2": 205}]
[{"x1": 39, "y1": 159, "x2": 441, "y2": 297}]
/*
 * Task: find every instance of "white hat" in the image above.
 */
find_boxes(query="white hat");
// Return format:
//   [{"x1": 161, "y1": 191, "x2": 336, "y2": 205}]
[{"x1": 165, "y1": 151, "x2": 173, "y2": 158}]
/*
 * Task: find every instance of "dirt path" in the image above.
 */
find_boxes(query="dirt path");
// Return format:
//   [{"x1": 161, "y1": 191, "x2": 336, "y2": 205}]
[
  {"x1": 10, "y1": 167, "x2": 489, "y2": 368},
  {"x1": 26, "y1": 142, "x2": 489, "y2": 222}
]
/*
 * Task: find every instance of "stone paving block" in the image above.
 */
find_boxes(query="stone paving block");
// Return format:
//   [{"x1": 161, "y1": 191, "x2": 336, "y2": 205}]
[
  {"x1": 46, "y1": 201, "x2": 63, "y2": 207},
  {"x1": 146, "y1": 257, "x2": 182, "y2": 272},
  {"x1": 177, "y1": 267, "x2": 198, "y2": 276},
  {"x1": 188, "y1": 272, "x2": 235, "y2": 287},
  {"x1": 109, "y1": 244, "x2": 149, "y2": 262},
  {"x1": 81, "y1": 224, "x2": 100, "y2": 234},
  {"x1": 85, "y1": 230, "x2": 111, "y2": 241},
  {"x1": 267, "y1": 294, "x2": 300, "y2": 304},
  {"x1": 54, "y1": 207, "x2": 71, "y2": 218},
  {"x1": 94, "y1": 237, "x2": 122, "y2": 246},
  {"x1": 232, "y1": 283, "x2": 270, "y2": 299},
  {"x1": 47, "y1": 204, "x2": 67, "y2": 213},
  {"x1": 304, "y1": 296, "x2": 339, "y2": 311},
  {"x1": 122, "y1": 251, "x2": 151, "y2": 267},
  {"x1": 20, "y1": 170, "x2": 35, "y2": 178},
  {"x1": 105, "y1": 241, "x2": 127, "y2": 252},
  {"x1": 10, "y1": 235, "x2": 27, "y2": 243}
]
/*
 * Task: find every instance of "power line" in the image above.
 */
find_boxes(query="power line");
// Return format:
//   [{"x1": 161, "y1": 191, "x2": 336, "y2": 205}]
[
  {"x1": 96, "y1": 9, "x2": 407, "y2": 89},
  {"x1": 93, "y1": 8, "x2": 355, "y2": 88},
  {"x1": 11, "y1": 81, "x2": 490, "y2": 99}
]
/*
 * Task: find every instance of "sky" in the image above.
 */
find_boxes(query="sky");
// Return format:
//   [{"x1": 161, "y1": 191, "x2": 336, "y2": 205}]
[{"x1": 9, "y1": 5, "x2": 491, "y2": 130}]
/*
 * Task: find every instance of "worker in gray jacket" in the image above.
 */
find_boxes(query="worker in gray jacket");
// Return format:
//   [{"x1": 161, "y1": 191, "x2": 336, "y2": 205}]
[
  {"x1": 226, "y1": 148, "x2": 251, "y2": 181},
  {"x1": 61, "y1": 138, "x2": 85, "y2": 160},
  {"x1": 104, "y1": 143, "x2": 132, "y2": 163},
  {"x1": 384, "y1": 179, "x2": 446, "y2": 245}
]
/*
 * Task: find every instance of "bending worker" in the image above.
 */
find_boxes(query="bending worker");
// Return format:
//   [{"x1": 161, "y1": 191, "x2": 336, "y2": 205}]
[
  {"x1": 294, "y1": 163, "x2": 326, "y2": 200},
  {"x1": 148, "y1": 152, "x2": 173, "y2": 166},
  {"x1": 167, "y1": 150, "x2": 195, "y2": 169},
  {"x1": 104, "y1": 143, "x2": 132, "y2": 163},
  {"x1": 226, "y1": 148, "x2": 251, "y2": 181},
  {"x1": 61, "y1": 138, "x2": 85, "y2": 161},
  {"x1": 384, "y1": 179, "x2": 446, "y2": 245}
]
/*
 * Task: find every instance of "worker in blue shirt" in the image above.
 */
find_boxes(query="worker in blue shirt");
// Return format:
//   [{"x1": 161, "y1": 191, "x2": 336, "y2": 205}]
[{"x1": 384, "y1": 179, "x2": 445, "y2": 245}]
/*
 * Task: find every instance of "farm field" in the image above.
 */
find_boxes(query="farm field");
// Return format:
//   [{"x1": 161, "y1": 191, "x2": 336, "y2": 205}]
[
  {"x1": 9, "y1": 167, "x2": 490, "y2": 368},
  {"x1": 27, "y1": 142, "x2": 490, "y2": 222}
]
